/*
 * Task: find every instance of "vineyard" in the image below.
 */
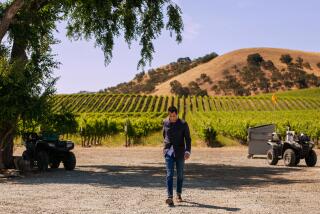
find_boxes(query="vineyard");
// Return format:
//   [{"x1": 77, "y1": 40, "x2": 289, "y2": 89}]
[
  {"x1": 46, "y1": 88, "x2": 320, "y2": 146},
  {"x1": 53, "y1": 91, "x2": 320, "y2": 114}
]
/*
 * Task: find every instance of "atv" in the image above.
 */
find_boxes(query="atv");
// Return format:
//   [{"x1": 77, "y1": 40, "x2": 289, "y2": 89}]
[
  {"x1": 22, "y1": 132, "x2": 76, "y2": 171},
  {"x1": 266, "y1": 129, "x2": 317, "y2": 167}
]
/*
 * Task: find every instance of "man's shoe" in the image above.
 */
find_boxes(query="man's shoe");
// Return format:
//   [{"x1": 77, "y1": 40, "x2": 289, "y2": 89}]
[
  {"x1": 165, "y1": 198, "x2": 174, "y2": 206},
  {"x1": 176, "y1": 194, "x2": 183, "y2": 203}
]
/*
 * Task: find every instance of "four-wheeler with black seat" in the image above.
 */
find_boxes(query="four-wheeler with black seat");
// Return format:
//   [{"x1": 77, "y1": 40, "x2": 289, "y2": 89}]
[
  {"x1": 22, "y1": 132, "x2": 76, "y2": 171},
  {"x1": 266, "y1": 128, "x2": 317, "y2": 167}
]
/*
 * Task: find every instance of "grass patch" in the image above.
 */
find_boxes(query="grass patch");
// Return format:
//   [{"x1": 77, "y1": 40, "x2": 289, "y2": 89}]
[
  {"x1": 216, "y1": 134, "x2": 242, "y2": 147},
  {"x1": 14, "y1": 132, "x2": 242, "y2": 149}
]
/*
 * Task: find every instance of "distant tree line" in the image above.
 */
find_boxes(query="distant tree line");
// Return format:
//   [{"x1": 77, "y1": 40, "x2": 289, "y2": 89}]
[
  {"x1": 102, "y1": 52, "x2": 218, "y2": 94},
  {"x1": 170, "y1": 73, "x2": 211, "y2": 96}
]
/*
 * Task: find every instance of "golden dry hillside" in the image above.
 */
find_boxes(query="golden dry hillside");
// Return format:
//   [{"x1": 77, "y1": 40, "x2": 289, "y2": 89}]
[{"x1": 152, "y1": 48, "x2": 320, "y2": 96}]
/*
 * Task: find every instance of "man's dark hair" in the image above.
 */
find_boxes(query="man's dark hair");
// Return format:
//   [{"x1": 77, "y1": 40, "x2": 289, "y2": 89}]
[{"x1": 168, "y1": 106, "x2": 178, "y2": 114}]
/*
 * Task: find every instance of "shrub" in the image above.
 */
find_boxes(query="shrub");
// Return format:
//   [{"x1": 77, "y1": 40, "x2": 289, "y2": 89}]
[
  {"x1": 247, "y1": 53, "x2": 264, "y2": 66},
  {"x1": 280, "y1": 54, "x2": 293, "y2": 65},
  {"x1": 303, "y1": 62, "x2": 312, "y2": 70}
]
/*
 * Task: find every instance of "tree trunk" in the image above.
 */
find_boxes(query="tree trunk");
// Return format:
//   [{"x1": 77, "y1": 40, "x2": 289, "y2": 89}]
[
  {"x1": 0, "y1": 122, "x2": 16, "y2": 169},
  {"x1": 0, "y1": 35, "x2": 27, "y2": 169},
  {"x1": 0, "y1": 0, "x2": 53, "y2": 169},
  {"x1": 10, "y1": 37, "x2": 28, "y2": 63}
]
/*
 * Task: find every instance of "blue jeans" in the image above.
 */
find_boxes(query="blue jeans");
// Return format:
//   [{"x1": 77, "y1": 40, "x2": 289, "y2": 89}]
[{"x1": 165, "y1": 154, "x2": 185, "y2": 198}]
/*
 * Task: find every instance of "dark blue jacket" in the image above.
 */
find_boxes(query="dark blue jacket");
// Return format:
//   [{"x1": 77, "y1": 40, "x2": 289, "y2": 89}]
[{"x1": 162, "y1": 118, "x2": 191, "y2": 159}]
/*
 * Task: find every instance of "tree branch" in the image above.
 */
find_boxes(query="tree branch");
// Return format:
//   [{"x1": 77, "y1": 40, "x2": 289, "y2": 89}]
[{"x1": 0, "y1": 0, "x2": 25, "y2": 44}]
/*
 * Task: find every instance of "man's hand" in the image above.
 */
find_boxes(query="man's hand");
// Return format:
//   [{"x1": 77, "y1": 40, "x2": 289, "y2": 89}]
[
  {"x1": 184, "y1": 152, "x2": 190, "y2": 160},
  {"x1": 163, "y1": 148, "x2": 168, "y2": 156}
]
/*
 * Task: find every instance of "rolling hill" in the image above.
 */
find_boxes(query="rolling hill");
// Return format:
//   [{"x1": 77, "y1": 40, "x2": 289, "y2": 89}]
[{"x1": 152, "y1": 48, "x2": 320, "y2": 96}]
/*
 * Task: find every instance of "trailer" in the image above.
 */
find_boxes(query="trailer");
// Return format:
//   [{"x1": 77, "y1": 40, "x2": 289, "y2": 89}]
[{"x1": 247, "y1": 124, "x2": 275, "y2": 158}]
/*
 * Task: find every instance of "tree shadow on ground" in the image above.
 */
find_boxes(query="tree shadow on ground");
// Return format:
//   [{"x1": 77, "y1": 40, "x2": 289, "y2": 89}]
[{"x1": 8, "y1": 163, "x2": 317, "y2": 191}]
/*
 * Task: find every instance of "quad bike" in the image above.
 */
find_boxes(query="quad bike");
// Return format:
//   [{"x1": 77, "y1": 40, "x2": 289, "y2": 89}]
[
  {"x1": 22, "y1": 132, "x2": 76, "y2": 171},
  {"x1": 267, "y1": 129, "x2": 317, "y2": 167}
]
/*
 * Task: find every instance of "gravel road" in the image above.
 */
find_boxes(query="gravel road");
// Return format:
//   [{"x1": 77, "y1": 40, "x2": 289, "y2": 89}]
[{"x1": 0, "y1": 146, "x2": 319, "y2": 214}]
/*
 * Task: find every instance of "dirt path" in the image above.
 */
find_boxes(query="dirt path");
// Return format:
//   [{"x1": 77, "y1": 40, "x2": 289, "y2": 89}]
[{"x1": 0, "y1": 146, "x2": 319, "y2": 214}]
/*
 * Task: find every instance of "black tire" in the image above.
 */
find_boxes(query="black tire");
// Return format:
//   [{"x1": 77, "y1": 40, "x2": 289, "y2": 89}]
[
  {"x1": 50, "y1": 159, "x2": 61, "y2": 169},
  {"x1": 295, "y1": 158, "x2": 300, "y2": 166},
  {"x1": 267, "y1": 149, "x2": 278, "y2": 165},
  {"x1": 295, "y1": 154, "x2": 300, "y2": 166},
  {"x1": 283, "y1": 148, "x2": 296, "y2": 167},
  {"x1": 22, "y1": 151, "x2": 35, "y2": 169},
  {"x1": 63, "y1": 152, "x2": 76, "y2": 170},
  {"x1": 37, "y1": 150, "x2": 49, "y2": 171},
  {"x1": 22, "y1": 151, "x2": 29, "y2": 160},
  {"x1": 305, "y1": 150, "x2": 317, "y2": 167}
]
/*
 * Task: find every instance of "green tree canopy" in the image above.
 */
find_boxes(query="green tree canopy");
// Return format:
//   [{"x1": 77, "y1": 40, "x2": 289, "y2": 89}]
[{"x1": 0, "y1": 0, "x2": 184, "y2": 168}]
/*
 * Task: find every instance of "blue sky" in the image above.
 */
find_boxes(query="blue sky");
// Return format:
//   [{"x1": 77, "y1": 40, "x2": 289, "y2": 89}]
[{"x1": 52, "y1": 0, "x2": 320, "y2": 94}]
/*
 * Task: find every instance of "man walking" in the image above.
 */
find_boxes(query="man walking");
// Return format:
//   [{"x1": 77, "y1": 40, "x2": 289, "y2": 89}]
[{"x1": 162, "y1": 106, "x2": 191, "y2": 206}]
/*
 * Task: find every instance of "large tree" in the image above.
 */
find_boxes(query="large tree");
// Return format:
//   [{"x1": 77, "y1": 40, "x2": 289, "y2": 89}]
[{"x1": 0, "y1": 0, "x2": 183, "y2": 168}]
